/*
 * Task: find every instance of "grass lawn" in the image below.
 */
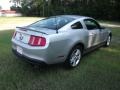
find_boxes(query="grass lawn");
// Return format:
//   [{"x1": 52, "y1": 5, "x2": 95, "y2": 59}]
[{"x1": 0, "y1": 27, "x2": 120, "y2": 89}]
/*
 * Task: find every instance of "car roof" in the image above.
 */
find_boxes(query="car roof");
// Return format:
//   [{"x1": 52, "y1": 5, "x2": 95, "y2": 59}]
[{"x1": 52, "y1": 15, "x2": 90, "y2": 20}]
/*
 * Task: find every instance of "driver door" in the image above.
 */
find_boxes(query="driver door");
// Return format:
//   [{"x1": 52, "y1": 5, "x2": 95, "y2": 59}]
[{"x1": 84, "y1": 19, "x2": 101, "y2": 48}]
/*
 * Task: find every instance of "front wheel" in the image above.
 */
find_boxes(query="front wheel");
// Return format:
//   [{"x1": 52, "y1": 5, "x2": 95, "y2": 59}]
[{"x1": 66, "y1": 46, "x2": 82, "y2": 68}]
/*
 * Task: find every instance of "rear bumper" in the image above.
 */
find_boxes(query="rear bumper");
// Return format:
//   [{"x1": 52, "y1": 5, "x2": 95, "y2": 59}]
[
  {"x1": 12, "y1": 49, "x2": 47, "y2": 64},
  {"x1": 12, "y1": 38, "x2": 66, "y2": 65},
  {"x1": 11, "y1": 39, "x2": 52, "y2": 64}
]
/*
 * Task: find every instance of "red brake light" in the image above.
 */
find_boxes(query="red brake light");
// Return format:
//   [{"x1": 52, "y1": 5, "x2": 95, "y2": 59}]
[{"x1": 29, "y1": 35, "x2": 46, "y2": 46}]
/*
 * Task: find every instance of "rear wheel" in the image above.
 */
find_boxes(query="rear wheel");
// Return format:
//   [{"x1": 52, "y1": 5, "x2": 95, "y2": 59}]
[{"x1": 66, "y1": 46, "x2": 82, "y2": 68}]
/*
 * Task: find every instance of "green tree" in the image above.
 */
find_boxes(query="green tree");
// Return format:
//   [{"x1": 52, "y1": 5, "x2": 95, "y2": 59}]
[{"x1": 11, "y1": 0, "x2": 120, "y2": 21}]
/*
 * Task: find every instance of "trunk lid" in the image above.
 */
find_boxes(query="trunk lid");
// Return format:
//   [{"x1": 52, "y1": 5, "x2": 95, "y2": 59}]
[
  {"x1": 26, "y1": 26, "x2": 57, "y2": 35},
  {"x1": 14, "y1": 26, "x2": 56, "y2": 44}
]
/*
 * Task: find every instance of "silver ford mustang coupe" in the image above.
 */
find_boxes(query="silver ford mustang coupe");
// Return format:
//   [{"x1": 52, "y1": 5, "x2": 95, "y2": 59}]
[{"x1": 12, "y1": 15, "x2": 112, "y2": 68}]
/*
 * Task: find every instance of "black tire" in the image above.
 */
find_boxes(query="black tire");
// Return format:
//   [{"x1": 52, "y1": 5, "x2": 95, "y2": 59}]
[
  {"x1": 104, "y1": 35, "x2": 111, "y2": 47},
  {"x1": 66, "y1": 46, "x2": 82, "y2": 68}
]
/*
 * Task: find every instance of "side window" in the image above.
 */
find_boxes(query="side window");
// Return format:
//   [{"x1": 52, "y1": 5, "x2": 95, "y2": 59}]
[
  {"x1": 71, "y1": 22, "x2": 83, "y2": 29},
  {"x1": 84, "y1": 19, "x2": 100, "y2": 30}
]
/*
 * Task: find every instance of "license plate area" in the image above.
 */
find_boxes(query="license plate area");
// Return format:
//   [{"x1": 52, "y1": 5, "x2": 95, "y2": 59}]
[{"x1": 17, "y1": 46, "x2": 23, "y2": 55}]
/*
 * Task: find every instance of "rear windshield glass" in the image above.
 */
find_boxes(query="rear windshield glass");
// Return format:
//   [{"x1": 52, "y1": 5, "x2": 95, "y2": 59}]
[{"x1": 28, "y1": 16, "x2": 75, "y2": 30}]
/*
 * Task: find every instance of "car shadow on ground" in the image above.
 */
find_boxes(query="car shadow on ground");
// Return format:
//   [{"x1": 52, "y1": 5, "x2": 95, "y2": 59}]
[{"x1": 18, "y1": 48, "x2": 101, "y2": 71}]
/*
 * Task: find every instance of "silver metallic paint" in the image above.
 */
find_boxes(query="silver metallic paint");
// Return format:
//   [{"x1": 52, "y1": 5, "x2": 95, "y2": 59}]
[{"x1": 12, "y1": 15, "x2": 111, "y2": 64}]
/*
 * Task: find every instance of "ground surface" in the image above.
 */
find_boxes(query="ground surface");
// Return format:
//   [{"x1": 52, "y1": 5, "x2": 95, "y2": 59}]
[
  {"x1": 0, "y1": 17, "x2": 120, "y2": 90},
  {"x1": 0, "y1": 17, "x2": 40, "y2": 30}
]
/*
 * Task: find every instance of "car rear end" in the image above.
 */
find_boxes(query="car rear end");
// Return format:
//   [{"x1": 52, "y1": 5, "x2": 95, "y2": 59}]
[
  {"x1": 12, "y1": 27, "x2": 52, "y2": 64},
  {"x1": 12, "y1": 16, "x2": 76, "y2": 65}
]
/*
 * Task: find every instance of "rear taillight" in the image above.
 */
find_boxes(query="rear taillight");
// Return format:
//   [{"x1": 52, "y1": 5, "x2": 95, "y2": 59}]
[
  {"x1": 29, "y1": 35, "x2": 46, "y2": 46},
  {"x1": 13, "y1": 31, "x2": 17, "y2": 38}
]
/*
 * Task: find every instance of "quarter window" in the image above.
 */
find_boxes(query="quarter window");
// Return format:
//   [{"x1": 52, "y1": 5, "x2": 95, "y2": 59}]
[{"x1": 71, "y1": 22, "x2": 83, "y2": 29}]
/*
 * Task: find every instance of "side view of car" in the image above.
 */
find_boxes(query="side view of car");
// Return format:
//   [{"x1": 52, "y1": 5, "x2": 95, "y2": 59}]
[{"x1": 12, "y1": 15, "x2": 112, "y2": 68}]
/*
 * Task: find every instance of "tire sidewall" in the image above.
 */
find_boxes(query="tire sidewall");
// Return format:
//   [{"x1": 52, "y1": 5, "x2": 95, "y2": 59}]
[{"x1": 66, "y1": 46, "x2": 82, "y2": 68}]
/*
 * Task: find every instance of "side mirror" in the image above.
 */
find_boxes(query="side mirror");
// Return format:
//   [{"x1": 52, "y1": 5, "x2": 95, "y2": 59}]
[
  {"x1": 99, "y1": 26, "x2": 105, "y2": 31},
  {"x1": 100, "y1": 26, "x2": 105, "y2": 29}
]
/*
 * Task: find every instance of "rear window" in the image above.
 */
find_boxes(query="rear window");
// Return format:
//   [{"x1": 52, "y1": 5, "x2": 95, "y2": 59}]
[{"x1": 28, "y1": 16, "x2": 75, "y2": 30}]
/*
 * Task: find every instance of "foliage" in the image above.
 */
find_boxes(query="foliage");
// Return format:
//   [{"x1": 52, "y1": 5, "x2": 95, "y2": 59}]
[{"x1": 11, "y1": 0, "x2": 120, "y2": 21}]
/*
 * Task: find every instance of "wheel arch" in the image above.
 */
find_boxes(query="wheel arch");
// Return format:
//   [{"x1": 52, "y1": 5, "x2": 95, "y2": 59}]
[
  {"x1": 65, "y1": 42, "x2": 85, "y2": 67},
  {"x1": 68, "y1": 42, "x2": 85, "y2": 55}
]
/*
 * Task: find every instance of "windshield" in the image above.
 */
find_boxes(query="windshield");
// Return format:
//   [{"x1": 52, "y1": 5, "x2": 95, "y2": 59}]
[{"x1": 28, "y1": 16, "x2": 75, "y2": 30}]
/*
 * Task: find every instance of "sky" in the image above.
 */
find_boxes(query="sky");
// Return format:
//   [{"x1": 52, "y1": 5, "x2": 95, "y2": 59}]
[{"x1": 0, "y1": 0, "x2": 14, "y2": 10}]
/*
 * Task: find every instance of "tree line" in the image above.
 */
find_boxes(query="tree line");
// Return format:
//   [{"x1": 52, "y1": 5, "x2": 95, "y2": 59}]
[{"x1": 11, "y1": 0, "x2": 120, "y2": 21}]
